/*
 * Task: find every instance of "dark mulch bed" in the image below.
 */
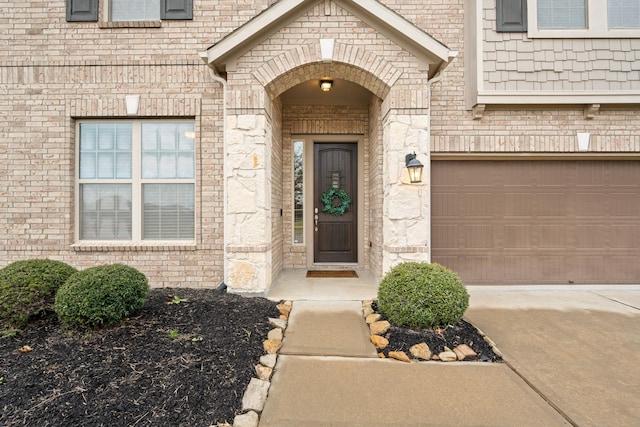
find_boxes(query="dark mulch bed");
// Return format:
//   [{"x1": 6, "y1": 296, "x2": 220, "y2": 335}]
[
  {"x1": 371, "y1": 302, "x2": 503, "y2": 362},
  {"x1": 1, "y1": 289, "x2": 501, "y2": 427},
  {"x1": 0, "y1": 288, "x2": 278, "y2": 427}
]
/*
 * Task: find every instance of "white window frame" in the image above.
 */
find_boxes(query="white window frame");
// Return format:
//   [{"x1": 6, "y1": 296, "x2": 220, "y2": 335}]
[
  {"x1": 528, "y1": 0, "x2": 640, "y2": 38},
  {"x1": 75, "y1": 119, "x2": 196, "y2": 245}
]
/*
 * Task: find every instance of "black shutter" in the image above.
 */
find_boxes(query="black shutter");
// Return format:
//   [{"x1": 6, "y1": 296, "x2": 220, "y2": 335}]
[
  {"x1": 496, "y1": 0, "x2": 527, "y2": 32},
  {"x1": 161, "y1": 0, "x2": 193, "y2": 20},
  {"x1": 66, "y1": 0, "x2": 98, "y2": 22}
]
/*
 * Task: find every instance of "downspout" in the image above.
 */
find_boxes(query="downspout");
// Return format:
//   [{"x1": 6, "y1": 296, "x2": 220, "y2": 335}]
[
  {"x1": 201, "y1": 57, "x2": 229, "y2": 289},
  {"x1": 426, "y1": 51, "x2": 458, "y2": 263}
]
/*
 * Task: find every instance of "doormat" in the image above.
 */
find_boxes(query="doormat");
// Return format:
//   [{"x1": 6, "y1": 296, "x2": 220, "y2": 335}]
[{"x1": 306, "y1": 270, "x2": 359, "y2": 278}]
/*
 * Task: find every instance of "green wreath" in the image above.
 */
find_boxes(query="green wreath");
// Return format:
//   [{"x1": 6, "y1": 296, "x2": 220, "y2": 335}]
[{"x1": 321, "y1": 187, "x2": 352, "y2": 216}]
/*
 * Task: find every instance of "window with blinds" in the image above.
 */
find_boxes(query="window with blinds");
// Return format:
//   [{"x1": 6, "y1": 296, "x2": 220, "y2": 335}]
[
  {"x1": 78, "y1": 120, "x2": 195, "y2": 242},
  {"x1": 537, "y1": 0, "x2": 586, "y2": 29},
  {"x1": 608, "y1": 0, "x2": 640, "y2": 28},
  {"x1": 110, "y1": 0, "x2": 160, "y2": 21}
]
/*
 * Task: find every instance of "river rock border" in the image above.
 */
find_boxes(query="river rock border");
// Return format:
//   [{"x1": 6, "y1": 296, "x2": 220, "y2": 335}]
[
  {"x1": 363, "y1": 300, "x2": 503, "y2": 363},
  {"x1": 217, "y1": 300, "x2": 292, "y2": 427}
]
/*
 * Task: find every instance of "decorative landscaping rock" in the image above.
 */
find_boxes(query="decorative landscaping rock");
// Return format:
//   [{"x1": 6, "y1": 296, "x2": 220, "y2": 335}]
[
  {"x1": 388, "y1": 351, "x2": 411, "y2": 363},
  {"x1": 241, "y1": 378, "x2": 270, "y2": 412},
  {"x1": 365, "y1": 313, "x2": 381, "y2": 324},
  {"x1": 453, "y1": 344, "x2": 477, "y2": 361},
  {"x1": 267, "y1": 328, "x2": 283, "y2": 341},
  {"x1": 276, "y1": 302, "x2": 291, "y2": 318},
  {"x1": 268, "y1": 317, "x2": 287, "y2": 329},
  {"x1": 409, "y1": 343, "x2": 432, "y2": 361},
  {"x1": 259, "y1": 354, "x2": 277, "y2": 369},
  {"x1": 263, "y1": 339, "x2": 282, "y2": 354},
  {"x1": 370, "y1": 335, "x2": 389, "y2": 350},
  {"x1": 255, "y1": 364, "x2": 273, "y2": 381},
  {"x1": 234, "y1": 410, "x2": 259, "y2": 427},
  {"x1": 362, "y1": 305, "x2": 374, "y2": 317},
  {"x1": 438, "y1": 351, "x2": 457, "y2": 362},
  {"x1": 369, "y1": 320, "x2": 391, "y2": 335}
]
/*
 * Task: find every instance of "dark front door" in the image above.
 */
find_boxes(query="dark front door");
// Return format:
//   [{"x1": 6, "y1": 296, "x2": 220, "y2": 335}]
[{"x1": 314, "y1": 143, "x2": 357, "y2": 263}]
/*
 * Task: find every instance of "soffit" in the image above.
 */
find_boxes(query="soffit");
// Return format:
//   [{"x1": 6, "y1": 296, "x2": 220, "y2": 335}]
[{"x1": 200, "y1": 0, "x2": 451, "y2": 75}]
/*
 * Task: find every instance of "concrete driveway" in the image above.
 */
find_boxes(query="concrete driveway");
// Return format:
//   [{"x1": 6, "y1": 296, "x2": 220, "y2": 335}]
[{"x1": 465, "y1": 286, "x2": 640, "y2": 426}]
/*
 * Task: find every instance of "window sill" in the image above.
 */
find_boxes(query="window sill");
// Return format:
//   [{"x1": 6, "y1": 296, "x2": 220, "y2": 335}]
[
  {"x1": 72, "y1": 241, "x2": 197, "y2": 252},
  {"x1": 98, "y1": 21, "x2": 162, "y2": 29}
]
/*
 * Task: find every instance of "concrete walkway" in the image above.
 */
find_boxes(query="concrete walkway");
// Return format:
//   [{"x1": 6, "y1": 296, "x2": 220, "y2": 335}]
[{"x1": 260, "y1": 286, "x2": 640, "y2": 426}]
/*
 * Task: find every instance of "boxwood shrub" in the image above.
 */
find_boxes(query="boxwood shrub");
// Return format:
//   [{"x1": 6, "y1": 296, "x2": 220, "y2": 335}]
[
  {"x1": 377, "y1": 262, "x2": 469, "y2": 328},
  {"x1": 55, "y1": 264, "x2": 149, "y2": 329},
  {"x1": 0, "y1": 259, "x2": 78, "y2": 327}
]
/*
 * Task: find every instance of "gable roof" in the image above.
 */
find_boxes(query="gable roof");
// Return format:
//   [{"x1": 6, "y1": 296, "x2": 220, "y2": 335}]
[{"x1": 200, "y1": 0, "x2": 452, "y2": 76}]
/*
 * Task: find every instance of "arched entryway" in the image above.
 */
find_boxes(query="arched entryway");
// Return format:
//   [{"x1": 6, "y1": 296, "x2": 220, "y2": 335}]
[{"x1": 200, "y1": 0, "x2": 453, "y2": 294}]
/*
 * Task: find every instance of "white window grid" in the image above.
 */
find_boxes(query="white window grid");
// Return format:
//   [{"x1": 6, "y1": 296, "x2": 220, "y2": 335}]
[{"x1": 75, "y1": 119, "x2": 196, "y2": 243}]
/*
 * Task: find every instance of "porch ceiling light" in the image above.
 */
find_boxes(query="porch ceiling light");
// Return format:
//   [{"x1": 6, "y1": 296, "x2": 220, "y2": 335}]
[
  {"x1": 319, "y1": 79, "x2": 333, "y2": 92},
  {"x1": 405, "y1": 152, "x2": 424, "y2": 183}
]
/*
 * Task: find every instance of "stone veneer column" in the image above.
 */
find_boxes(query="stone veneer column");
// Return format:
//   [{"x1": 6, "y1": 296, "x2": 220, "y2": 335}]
[
  {"x1": 225, "y1": 110, "x2": 273, "y2": 294},
  {"x1": 381, "y1": 108, "x2": 431, "y2": 274}
]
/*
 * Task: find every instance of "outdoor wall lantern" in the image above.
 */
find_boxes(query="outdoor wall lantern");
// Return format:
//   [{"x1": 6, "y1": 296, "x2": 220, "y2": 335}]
[
  {"x1": 405, "y1": 152, "x2": 424, "y2": 183},
  {"x1": 319, "y1": 80, "x2": 333, "y2": 92}
]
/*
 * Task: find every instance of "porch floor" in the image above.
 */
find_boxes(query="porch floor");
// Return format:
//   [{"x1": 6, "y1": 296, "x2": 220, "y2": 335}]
[{"x1": 266, "y1": 269, "x2": 379, "y2": 301}]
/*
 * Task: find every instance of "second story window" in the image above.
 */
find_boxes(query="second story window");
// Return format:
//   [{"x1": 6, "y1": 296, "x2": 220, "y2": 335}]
[
  {"x1": 537, "y1": 0, "x2": 586, "y2": 29},
  {"x1": 110, "y1": 0, "x2": 160, "y2": 22},
  {"x1": 523, "y1": 0, "x2": 640, "y2": 37},
  {"x1": 608, "y1": 0, "x2": 640, "y2": 28},
  {"x1": 66, "y1": 0, "x2": 193, "y2": 22}
]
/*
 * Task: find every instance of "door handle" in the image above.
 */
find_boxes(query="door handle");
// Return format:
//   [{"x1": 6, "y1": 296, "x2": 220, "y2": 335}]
[{"x1": 314, "y1": 214, "x2": 319, "y2": 227}]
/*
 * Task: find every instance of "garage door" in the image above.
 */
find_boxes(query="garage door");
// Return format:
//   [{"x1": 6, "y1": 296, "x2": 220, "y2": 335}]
[{"x1": 431, "y1": 160, "x2": 640, "y2": 284}]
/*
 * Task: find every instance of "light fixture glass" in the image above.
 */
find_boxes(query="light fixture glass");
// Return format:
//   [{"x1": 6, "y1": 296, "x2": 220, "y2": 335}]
[
  {"x1": 319, "y1": 80, "x2": 333, "y2": 92},
  {"x1": 405, "y1": 152, "x2": 424, "y2": 183}
]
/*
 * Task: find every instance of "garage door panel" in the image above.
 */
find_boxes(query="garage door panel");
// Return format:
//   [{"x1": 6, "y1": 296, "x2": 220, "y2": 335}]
[
  {"x1": 608, "y1": 194, "x2": 640, "y2": 217},
  {"x1": 432, "y1": 160, "x2": 640, "y2": 285},
  {"x1": 609, "y1": 225, "x2": 638, "y2": 249},
  {"x1": 504, "y1": 225, "x2": 532, "y2": 249},
  {"x1": 576, "y1": 193, "x2": 607, "y2": 217},
  {"x1": 576, "y1": 162, "x2": 607, "y2": 187},
  {"x1": 537, "y1": 193, "x2": 567, "y2": 217},
  {"x1": 575, "y1": 225, "x2": 607, "y2": 249},
  {"x1": 432, "y1": 224, "x2": 459, "y2": 249},
  {"x1": 504, "y1": 193, "x2": 533, "y2": 217},
  {"x1": 538, "y1": 224, "x2": 567, "y2": 249},
  {"x1": 539, "y1": 256, "x2": 567, "y2": 282},
  {"x1": 504, "y1": 256, "x2": 532, "y2": 281},
  {"x1": 463, "y1": 225, "x2": 494, "y2": 249},
  {"x1": 432, "y1": 192, "x2": 459, "y2": 217},
  {"x1": 538, "y1": 162, "x2": 569, "y2": 187},
  {"x1": 463, "y1": 193, "x2": 493, "y2": 217}
]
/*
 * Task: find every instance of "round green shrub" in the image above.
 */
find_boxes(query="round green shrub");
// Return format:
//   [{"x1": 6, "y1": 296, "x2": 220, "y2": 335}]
[
  {"x1": 0, "y1": 259, "x2": 78, "y2": 327},
  {"x1": 54, "y1": 264, "x2": 149, "y2": 329},
  {"x1": 377, "y1": 262, "x2": 469, "y2": 328}
]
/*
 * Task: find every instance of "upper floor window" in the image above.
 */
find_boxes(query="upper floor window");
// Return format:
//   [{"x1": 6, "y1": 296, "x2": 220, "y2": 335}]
[
  {"x1": 608, "y1": 0, "x2": 640, "y2": 28},
  {"x1": 537, "y1": 0, "x2": 586, "y2": 29},
  {"x1": 523, "y1": 0, "x2": 640, "y2": 37},
  {"x1": 66, "y1": 0, "x2": 193, "y2": 22},
  {"x1": 77, "y1": 120, "x2": 196, "y2": 242},
  {"x1": 110, "y1": 0, "x2": 160, "y2": 22}
]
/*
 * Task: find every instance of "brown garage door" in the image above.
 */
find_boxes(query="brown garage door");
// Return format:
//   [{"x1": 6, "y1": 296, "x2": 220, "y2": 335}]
[{"x1": 431, "y1": 160, "x2": 640, "y2": 284}]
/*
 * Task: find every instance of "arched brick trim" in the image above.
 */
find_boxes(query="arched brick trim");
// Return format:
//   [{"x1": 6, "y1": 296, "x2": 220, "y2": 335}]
[{"x1": 253, "y1": 42, "x2": 401, "y2": 99}]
